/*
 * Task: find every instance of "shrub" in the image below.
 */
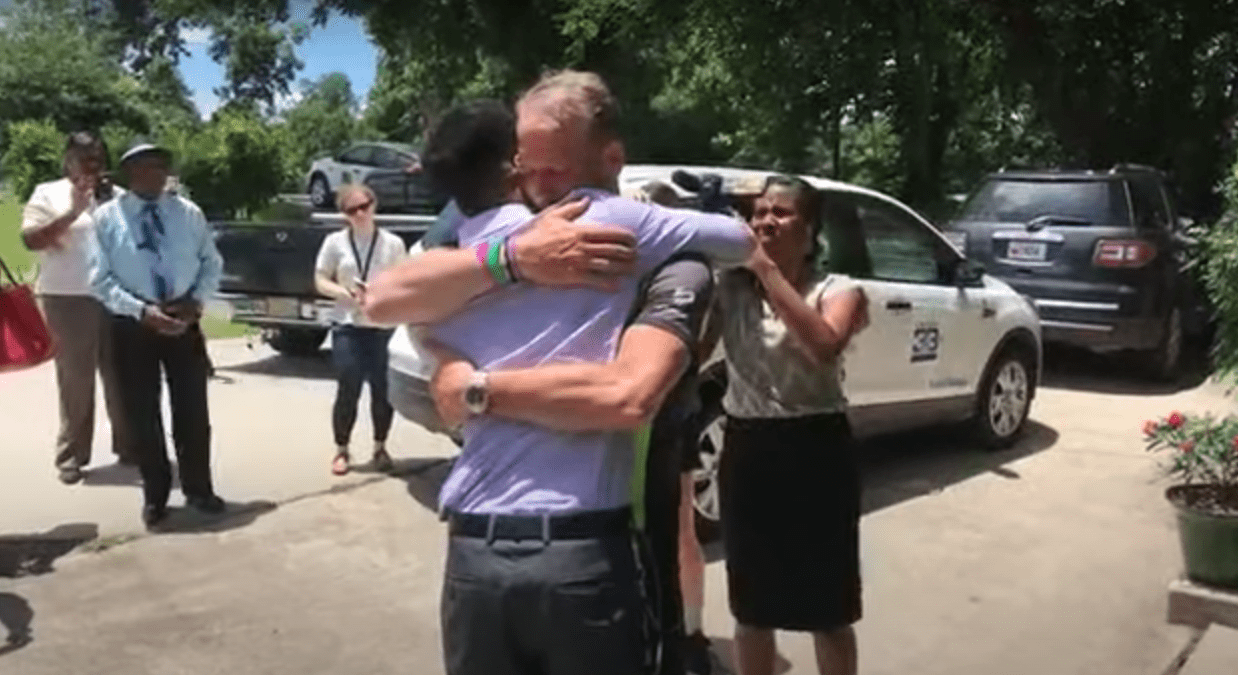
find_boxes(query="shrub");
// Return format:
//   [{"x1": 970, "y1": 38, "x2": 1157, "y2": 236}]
[
  {"x1": 1, "y1": 119, "x2": 63, "y2": 201},
  {"x1": 178, "y1": 109, "x2": 284, "y2": 219},
  {"x1": 1205, "y1": 157, "x2": 1238, "y2": 381}
]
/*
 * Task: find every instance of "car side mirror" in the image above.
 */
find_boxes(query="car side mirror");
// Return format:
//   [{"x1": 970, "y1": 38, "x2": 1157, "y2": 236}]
[{"x1": 955, "y1": 259, "x2": 985, "y2": 287}]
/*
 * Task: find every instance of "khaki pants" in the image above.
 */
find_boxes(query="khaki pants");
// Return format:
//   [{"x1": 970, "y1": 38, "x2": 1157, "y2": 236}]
[{"x1": 40, "y1": 295, "x2": 130, "y2": 470}]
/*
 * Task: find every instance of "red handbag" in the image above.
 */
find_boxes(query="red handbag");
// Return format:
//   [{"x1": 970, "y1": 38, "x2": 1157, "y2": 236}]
[{"x1": 0, "y1": 256, "x2": 56, "y2": 372}]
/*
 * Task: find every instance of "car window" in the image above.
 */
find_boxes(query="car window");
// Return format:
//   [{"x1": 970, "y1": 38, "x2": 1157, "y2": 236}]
[
  {"x1": 958, "y1": 178, "x2": 1128, "y2": 226},
  {"x1": 1128, "y1": 176, "x2": 1170, "y2": 231},
  {"x1": 339, "y1": 146, "x2": 375, "y2": 165},
  {"x1": 822, "y1": 192, "x2": 946, "y2": 284},
  {"x1": 373, "y1": 147, "x2": 409, "y2": 170}
]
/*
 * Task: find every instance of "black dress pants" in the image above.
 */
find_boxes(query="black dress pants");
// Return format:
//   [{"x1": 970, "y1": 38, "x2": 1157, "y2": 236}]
[{"x1": 111, "y1": 316, "x2": 214, "y2": 508}]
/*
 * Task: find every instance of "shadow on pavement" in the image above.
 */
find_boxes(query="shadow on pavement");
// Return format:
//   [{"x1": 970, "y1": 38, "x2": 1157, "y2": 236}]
[
  {"x1": 0, "y1": 593, "x2": 33, "y2": 657},
  {"x1": 82, "y1": 461, "x2": 151, "y2": 488},
  {"x1": 859, "y1": 420, "x2": 1059, "y2": 516},
  {"x1": 394, "y1": 457, "x2": 457, "y2": 514},
  {"x1": 217, "y1": 353, "x2": 332, "y2": 381},
  {"x1": 705, "y1": 636, "x2": 791, "y2": 675},
  {"x1": 1040, "y1": 342, "x2": 1211, "y2": 396},
  {"x1": 0, "y1": 523, "x2": 98, "y2": 578},
  {"x1": 151, "y1": 500, "x2": 278, "y2": 535}
]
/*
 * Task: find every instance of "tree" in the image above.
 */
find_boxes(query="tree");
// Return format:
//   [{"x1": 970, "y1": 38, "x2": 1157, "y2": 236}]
[
  {"x1": 178, "y1": 108, "x2": 286, "y2": 218},
  {"x1": 1, "y1": 119, "x2": 65, "y2": 202},
  {"x1": 279, "y1": 72, "x2": 360, "y2": 188},
  {"x1": 977, "y1": 0, "x2": 1238, "y2": 217},
  {"x1": 0, "y1": 2, "x2": 150, "y2": 148}
]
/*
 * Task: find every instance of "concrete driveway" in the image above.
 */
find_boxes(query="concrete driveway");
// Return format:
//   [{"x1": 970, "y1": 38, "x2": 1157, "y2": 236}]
[{"x1": 0, "y1": 339, "x2": 1233, "y2": 674}]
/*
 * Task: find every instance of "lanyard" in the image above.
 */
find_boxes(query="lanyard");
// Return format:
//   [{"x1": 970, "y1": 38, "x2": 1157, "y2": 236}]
[{"x1": 348, "y1": 229, "x2": 379, "y2": 282}]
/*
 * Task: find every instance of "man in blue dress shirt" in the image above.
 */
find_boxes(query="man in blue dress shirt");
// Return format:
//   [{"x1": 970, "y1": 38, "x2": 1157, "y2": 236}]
[{"x1": 89, "y1": 141, "x2": 225, "y2": 530}]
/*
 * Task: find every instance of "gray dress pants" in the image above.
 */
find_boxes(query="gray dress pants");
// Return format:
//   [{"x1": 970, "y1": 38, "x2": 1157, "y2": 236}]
[{"x1": 39, "y1": 295, "x2": 130, "y2": 469}]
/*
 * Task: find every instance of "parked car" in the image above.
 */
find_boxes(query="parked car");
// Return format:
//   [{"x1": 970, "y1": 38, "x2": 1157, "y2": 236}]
[
  {"x1": 213, "y1": 211, "x2": 437, "y2": 356},
  {"x1": 944, "y1": 164, "x2": 1208, "y2": 380},
  {"x1": 386, "y1": 164, "x2": 1044, "y2": 539},
  {"x1": 363, "y1": 164, "x2": 449, "y2": 215},
  {"x1": 306, "y1": 142, "x2": 419, "y2": 210}
]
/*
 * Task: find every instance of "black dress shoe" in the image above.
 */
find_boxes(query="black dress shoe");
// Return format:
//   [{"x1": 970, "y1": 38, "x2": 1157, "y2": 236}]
[
  {"x1": 143, "y1": 505, "x2": 168, "y2": 530},
  {"x1": 186, "y1": 494, "x2": 226, "y2": 514},
  {"x1": 58, "y1": 467, "x2": 84, "y2": 485}
]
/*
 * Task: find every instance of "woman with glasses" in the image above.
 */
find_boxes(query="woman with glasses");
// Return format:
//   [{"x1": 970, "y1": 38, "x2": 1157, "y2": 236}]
[{"x1": 314, "y1": 183, "x2": 407, "y2": 475}]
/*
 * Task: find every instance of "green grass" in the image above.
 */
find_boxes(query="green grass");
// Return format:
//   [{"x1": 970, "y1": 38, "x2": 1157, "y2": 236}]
[
  {"x1": 3, "y1": 188, "x2": 253, "y2": 340},
  {"x1": 201, "y1": 314, "x2": 255, "y2": 340},
  {"x1": 0, "y1": 190, "x2": 34, "y2": 274}
]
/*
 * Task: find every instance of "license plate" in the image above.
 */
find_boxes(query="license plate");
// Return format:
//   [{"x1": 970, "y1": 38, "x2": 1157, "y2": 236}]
[
  {"x1": 1007, "y1": 241, "x2": 1048, "y2": 261},
  {"x1": 268, "y1": 297, "x2": 299, "y2": 318},
  {"x1": 231, "y1": 298, "x2": 266, "y2": 315}
]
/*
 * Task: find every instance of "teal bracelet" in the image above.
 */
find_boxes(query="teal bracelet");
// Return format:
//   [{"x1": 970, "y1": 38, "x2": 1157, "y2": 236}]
[{"x1": 486, "y1": 237, "x2": 510, "y2": 285}]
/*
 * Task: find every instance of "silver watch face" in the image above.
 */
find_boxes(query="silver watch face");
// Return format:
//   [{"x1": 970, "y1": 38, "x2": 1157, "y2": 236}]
[{"x1": 465, "y1": 385, "x2": 486, "y2": 409}]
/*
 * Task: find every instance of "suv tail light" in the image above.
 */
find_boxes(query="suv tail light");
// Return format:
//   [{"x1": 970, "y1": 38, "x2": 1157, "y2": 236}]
[{"x1": 1093, "y1": 239, "x2": 1157, "y2": 268}]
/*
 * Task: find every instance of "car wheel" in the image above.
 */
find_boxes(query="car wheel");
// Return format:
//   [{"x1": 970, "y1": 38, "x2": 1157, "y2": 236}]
[
  {"x1": 692, "y1": 407, "x2": 724, "y2": 545},
  {"x1": 309, "y1": 175, "x2": 332, "y2": 210},
  {"x1": 266, "y1": 328, "x2": 328, "y2": 357},
  {"x1": 1146, "y1": 307, "x2": 1183, "y2": 382},
  {"x1": 975, "y1": 348, "x2": 1033, "y2": 450}
]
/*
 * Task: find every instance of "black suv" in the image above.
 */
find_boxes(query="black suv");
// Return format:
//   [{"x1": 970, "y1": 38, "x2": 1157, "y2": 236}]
[{"x1": 946, "y1": 165, "x2": 1204, "y2": 379}]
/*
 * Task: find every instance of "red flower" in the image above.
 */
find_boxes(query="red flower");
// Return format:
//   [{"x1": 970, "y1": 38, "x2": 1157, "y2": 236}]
[
  {"x1": 1232, "y1": 435, "x2": 1238, "y2": 453},
  {"x1": 1168, "y1": 412, "x2": 1186, "y2": 429},
  {"x1": 1180, "y1": 441, "x2": 1196, "y2": 454},
  {"x1": 1143, "y1": 420, "x2": 1160, "y2": 437}
]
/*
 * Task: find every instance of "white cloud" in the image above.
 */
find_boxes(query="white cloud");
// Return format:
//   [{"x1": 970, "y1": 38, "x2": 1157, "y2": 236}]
[
  {"x1": 183, "y1": 27, "x2": 212, "y2": 46},
  {"x1": 273, "y1": 89, "x2": 306, "y2": 116}
]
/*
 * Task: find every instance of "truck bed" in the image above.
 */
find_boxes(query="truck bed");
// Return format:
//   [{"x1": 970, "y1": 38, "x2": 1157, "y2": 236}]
[{"x1": 213, "y1": 213, "x2": 436, "y2": 298}]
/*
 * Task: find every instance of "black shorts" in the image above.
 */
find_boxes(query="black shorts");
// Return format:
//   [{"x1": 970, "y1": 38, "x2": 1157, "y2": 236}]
[
  {"x1": 680, "y1": 412, "x2": 703, "y2": 473},
  {"x1": 719, "y1": 413, "x2": 862, "y2": 631}
]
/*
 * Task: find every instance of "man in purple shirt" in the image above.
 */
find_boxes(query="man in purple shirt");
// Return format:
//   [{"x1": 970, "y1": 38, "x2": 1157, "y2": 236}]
[{"x1": 366, "y1": 74, "x2": 753, "y2": 675}]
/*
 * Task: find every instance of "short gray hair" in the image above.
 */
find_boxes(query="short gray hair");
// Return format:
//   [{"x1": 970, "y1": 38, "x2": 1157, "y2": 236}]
[{"x1": 517, "y1": 69, "x2": 621, "y2": 142}]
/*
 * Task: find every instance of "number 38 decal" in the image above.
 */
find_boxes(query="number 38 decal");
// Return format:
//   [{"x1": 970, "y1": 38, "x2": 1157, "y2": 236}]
[{"x1": 912, "y1": 325, "x2": 940, "y2": 363}]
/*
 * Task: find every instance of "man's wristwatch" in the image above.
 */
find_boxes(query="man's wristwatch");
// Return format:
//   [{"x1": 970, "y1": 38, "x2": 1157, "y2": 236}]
[{"x1": 463, "y1": 371, "x2": 490, "y2": 416}]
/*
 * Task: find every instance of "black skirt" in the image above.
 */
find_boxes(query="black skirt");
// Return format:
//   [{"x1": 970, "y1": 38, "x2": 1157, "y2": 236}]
[{"x1": 719, "y1": 413, "x2": 862, "y2": 631}]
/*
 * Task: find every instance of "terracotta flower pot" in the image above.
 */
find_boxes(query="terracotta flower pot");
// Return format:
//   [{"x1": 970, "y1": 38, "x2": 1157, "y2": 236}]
[{"x1": 1168, "y1": 484, "x2": 1238, "y2": 589}]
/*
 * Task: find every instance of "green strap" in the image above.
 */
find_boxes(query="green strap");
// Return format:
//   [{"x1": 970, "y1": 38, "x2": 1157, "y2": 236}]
[
  {"x1": 630, "y1": 424, "x2": 652, "y2": 531},
  {"x1": 486, "y1": 237, "x2": 510, "y2": 285}
]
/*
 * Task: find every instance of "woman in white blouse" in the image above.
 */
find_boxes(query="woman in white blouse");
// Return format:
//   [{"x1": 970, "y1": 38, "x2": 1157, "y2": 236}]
[
  {"x1": 710, "y1": 176, "x2": 870, "y2": 675},
  {"x1": 314, "y1": 183, "x2": 407, "y2": 475}
]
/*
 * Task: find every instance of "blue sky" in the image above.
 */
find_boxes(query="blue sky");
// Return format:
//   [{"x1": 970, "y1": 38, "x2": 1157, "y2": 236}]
[{"x1": 179, "y1": 4, "x2": 379, "y2": 119}]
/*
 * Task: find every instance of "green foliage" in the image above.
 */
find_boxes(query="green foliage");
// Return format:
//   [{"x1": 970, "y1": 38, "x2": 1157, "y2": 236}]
[
  {"x1": 1205, "y1": 159, "x2": 1238, "y2": 382},
  {"x1": 1, "y1": 119, "x2": 65, "y2": 202},
  {"x1": 177, "y1": 109, "x2": 285, "y2": 219},
  {"x1": 1143, "y1": 412, "x2": 1238, "y2": 491},
  {"x1": 278, "y1": 73, "x2": 360, "y2": 189},
  {"x1": 209, "y1": 18, "x2": 308, "y2": 114},
  {"x1": 0, "y1": 2, "x2": 150, "y2": 150}
]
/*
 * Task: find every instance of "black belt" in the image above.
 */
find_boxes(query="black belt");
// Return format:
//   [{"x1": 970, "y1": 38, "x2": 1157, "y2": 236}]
[{"x1": 446, "y1": 507, "x2": 631, "y2": 541}]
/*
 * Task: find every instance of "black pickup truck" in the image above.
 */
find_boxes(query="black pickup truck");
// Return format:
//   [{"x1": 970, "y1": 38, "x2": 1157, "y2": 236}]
[{"x1": 213, "y1": 211, "x2": 436, "y2": 356}]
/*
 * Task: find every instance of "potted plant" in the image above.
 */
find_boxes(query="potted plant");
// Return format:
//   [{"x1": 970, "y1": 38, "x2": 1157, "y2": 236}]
[{"x1": 1145, "y1": 412, "x2": 1238, "y2": 589}]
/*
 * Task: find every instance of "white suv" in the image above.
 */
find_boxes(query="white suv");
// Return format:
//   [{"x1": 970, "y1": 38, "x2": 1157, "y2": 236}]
[
  {"x1": 387, "y1": 166, "x2": 1042, "y2": 530},
  {"x1": 306, "y1": 142, "x2": 419, "y2": 209}
]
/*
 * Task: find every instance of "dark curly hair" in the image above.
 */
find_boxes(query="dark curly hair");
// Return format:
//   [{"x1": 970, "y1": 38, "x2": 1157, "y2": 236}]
[{"x1": 422, "y1": 99, "x2": 516, "y2": 216}]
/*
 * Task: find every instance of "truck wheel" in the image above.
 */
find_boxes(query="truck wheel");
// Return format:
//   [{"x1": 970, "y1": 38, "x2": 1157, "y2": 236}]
[
  {"x1": 1146, "y1": 307, "x2": 1183, "y2": 382},
  {"x1": 266, "y1": 328, "x2": 328, "y2": 357},
  {"x1": 974, "y1": 347, "x2": 1033, "y2": 450},
  {"x1": 309, "y1": 175, "x2": 333, "y2": 210}
]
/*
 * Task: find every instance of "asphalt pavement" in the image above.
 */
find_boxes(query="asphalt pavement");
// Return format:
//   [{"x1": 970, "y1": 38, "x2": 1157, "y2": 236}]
[{"x1": 1, "y1": 338, "x2": 1234, "y2": 674}]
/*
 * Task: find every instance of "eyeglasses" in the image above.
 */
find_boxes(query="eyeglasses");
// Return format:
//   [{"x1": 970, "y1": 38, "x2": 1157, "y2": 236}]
[{"x1": 343, "y1": 200, "x2": 374, "y2": 216}]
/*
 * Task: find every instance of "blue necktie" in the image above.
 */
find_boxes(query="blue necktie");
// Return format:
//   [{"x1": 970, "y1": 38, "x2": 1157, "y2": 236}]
[{"x1": 140, "y1": 201, "x2": 170, "y2": 301}]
